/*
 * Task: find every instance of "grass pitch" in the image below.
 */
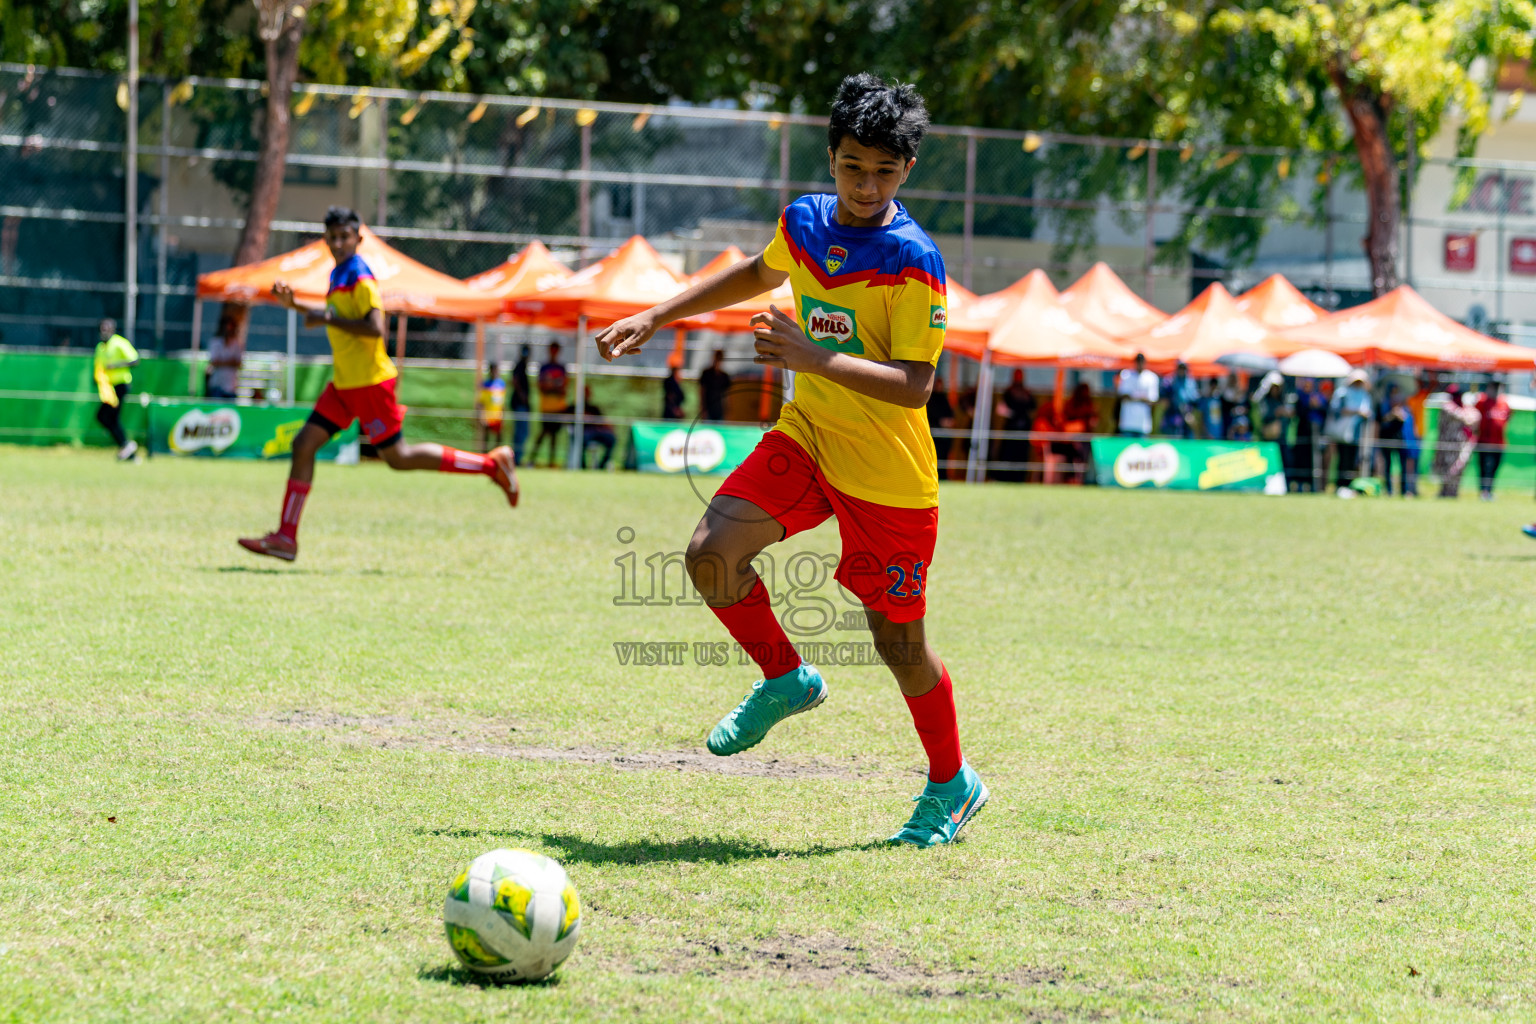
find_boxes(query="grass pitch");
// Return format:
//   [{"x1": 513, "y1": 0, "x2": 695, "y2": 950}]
[{"x1": 2, "y1": 446, "x2": 1534, "y2": 1023}]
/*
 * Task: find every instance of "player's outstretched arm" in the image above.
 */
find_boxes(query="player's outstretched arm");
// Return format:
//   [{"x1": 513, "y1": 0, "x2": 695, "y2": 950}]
[
  {"x1": 595, "y1": 254, "x2": 786, "y2": 361},
  {"x1": 271, "y1": 282, "x2": 384, "y2": 338},
  {"x1": 750, "y1": 305, "x2": 934, "y2": 409}
]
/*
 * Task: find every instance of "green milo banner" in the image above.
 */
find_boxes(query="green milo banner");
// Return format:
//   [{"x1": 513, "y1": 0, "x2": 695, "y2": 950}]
[
  {"x1": 148, "y1": 401, "x2": 359, "y2": 461},
  {"x1": 628, "y1": 421, "x2": 766, "y2": 475},
  {"x1": 1091, "y1": 437, "x2": 1286, "y2": 493}
]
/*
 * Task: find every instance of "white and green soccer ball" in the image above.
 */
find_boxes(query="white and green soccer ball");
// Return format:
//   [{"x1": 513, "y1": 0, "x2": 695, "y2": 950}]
[{"x1": 442, "y1": 848, "x2": 582, "y2": 981}]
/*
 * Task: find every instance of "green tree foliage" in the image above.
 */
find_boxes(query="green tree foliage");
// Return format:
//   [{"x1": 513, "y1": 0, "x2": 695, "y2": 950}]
[
  {"x1": 1193, "y1": 0, "x2": 1536, "y2": 294},
  {"x1": 7, "y1": 0, "x2": 1533, "y2": 289}
]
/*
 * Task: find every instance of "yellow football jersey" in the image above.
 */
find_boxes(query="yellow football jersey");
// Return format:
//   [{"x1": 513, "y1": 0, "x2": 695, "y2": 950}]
[
  {"x1": 761, "y1": 194, "x2": 948, "y2": 508},
  {"x1": 326, "y1": 255, "x2": 396, "y2": 390}
]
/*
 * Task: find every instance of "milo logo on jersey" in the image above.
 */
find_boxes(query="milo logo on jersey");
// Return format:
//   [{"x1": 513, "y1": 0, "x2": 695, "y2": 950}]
[{"x1": 799, "y1": 296, "x2": 863, "y2": 355}]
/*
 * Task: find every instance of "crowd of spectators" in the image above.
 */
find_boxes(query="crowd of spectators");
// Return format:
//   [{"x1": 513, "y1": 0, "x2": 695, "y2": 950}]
[{"x1": 926, "y1": 357, "x2": 1521, "y2": 495}]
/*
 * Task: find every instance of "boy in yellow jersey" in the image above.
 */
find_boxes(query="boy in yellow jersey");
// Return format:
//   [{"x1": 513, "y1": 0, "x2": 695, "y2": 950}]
[
  {"x1": 596, "y1": 75, "x2": 985, "y2": 846},
  {"x1": 238, "y1": 207, "x2": 519, "y2": 562},
  {"x1": 478, "y1": 363, "x2": 507, "y2": 453}
]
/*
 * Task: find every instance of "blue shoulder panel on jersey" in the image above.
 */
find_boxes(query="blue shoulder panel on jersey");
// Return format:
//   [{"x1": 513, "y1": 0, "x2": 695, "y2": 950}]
[{"x1": 780, "y1": 194, "x2": 946, "y2": 294}]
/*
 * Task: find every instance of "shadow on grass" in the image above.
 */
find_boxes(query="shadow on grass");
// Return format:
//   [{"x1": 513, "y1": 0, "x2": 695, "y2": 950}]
[
  {"x1": 414, "y1": 827, "x2": 881, "y2": 865},
  {"x1": 204, "y1": 565, "x2": 389, "y2": 576},
  {"x1": 1465, "y1": 553, "x2": 1536, "y2": 562},
  {"x1": 417, "y1": 963, "x2": 563, "y2": 989}
]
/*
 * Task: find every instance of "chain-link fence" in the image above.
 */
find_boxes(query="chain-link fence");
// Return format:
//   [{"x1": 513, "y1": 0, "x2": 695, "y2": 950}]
[{"x1": 0, "y1": 62, "x2": 1393, "y2": 356}]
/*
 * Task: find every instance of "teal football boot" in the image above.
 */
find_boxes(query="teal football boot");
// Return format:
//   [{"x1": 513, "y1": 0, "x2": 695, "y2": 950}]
[
  {"x1": 706, "y1": 663, "x2": 828, "y2": 756},
  {"x1": 887, "y1": 762, "x2": 989, "y2": 846}
]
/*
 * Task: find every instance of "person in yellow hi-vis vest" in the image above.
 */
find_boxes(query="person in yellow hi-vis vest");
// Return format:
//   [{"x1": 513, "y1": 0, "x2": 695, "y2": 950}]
[
  {"x1": 93, "y1": 318, "x2": 140, "y2": 460},
  {"x1": 477, "y1": 363, "x2": 507, "y2": 453}
]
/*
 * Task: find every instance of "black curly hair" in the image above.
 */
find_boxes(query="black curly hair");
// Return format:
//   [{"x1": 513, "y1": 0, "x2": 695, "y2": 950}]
[
  {"x1": 323, "y1": 206, "x2": 361, "y2": 230},
  {"x1": 827, "y1": 73, "x2": 930, "y2": 161}
]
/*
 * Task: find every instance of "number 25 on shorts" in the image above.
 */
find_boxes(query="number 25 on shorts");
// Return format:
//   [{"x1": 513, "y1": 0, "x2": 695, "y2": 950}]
[{"x1": 885, "y1": 559, "x2": 925, "y2": 598}]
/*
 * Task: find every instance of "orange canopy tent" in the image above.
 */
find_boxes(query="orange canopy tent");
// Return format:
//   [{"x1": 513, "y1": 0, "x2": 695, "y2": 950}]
[
  {"x1": 1234, "y1": 274, "x2": 1327, "y2": 331},
  {"x1": 500, "y1": 236, "x2": 695, "y2": 469},
  {"x1": 1270, "y1": 285, "x2": 1536, "y2": 371},
  {"x1": 460, "y1": 241, "x2": 576, "y2": 375},
  {"x1": 1123, "y1": 282, "x2": 1277, "y2": 375},
  {"x1": 462, "y1": 240, "x2": 574, "y2": 309},
  {"x1": 680, "y1": 245, "x2": 794, "y2": 334},
  {"x1": 504, "y1": 235, "x2": 690, "y2": 330},
  {"x1": 946, "y1": 270, "x2": 1131, "y2": 367},
  {"x1": 1055, "y1": 262, "x2": 1169, "y2": 342},
  {"x1": 952, "y1": 270, "x2": 1137, "y2": 482},
  {"x1": 944, "y1": 271, "x2": 1046, "y2": 353},
  {"x1": 196, "y1": 225, "x2": 504, "y2": 322}
]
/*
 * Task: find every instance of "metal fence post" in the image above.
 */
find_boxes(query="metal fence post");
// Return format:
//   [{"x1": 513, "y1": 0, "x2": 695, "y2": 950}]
[
  {"x1": 568, "y1": 314, "x2": 587, "y2": 469},
  {"x1": 124, "y1": 0, "x2": 139, "y2": 340},
  {"x1": 778, "y1": 123, "x2": 791, "y2": 213},
  {"x1": 1496, "y1": 169, "x2": 1506, "y2": 325},
  {"x1": 375, "y1": 97, "x2": 389, "y2": 227},
  {"x1": 1144, "y1": 144, "x2": 1157, "y2": 301},
  {"x1": 966, "y1": 349, "x2": 994, "y2": 484},
  {"x1": 1404, "y1": 113, "x2": 1415, "y2": 290},
  {"x1": 578, "y1": 120, "x2": 592, "y2": 263},
  {"x1": 286, "y1": 308, "x2": 297, "y2": 402},
  {"x1": 963, "y1": 132, "x2": 976, "y2": 291},
  {"x1": 1324, "y1": 158, "x2": 1335, "y2": 307},
  {"x1": 155, "y1": 79, "x2": 169, "y2": 350}
]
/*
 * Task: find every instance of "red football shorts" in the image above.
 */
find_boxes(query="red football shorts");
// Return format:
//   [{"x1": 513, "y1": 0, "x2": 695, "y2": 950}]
[
  {"x1": 715, "y1": 430, "x2": 938, "y2": 623},
  {"x1": 311, "y1": 377, "x2": 405, "y2": 447}
]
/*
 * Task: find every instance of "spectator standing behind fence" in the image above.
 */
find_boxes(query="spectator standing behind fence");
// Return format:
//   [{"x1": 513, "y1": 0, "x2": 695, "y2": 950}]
[
  {"x1": 477, "y1": 363, "x2": 506, "y2": 453},
  {"x1": 510, "y1": 344, "x2": 532, "y2": 464},
  {"x1": 1377, "y1": 385, "x2": 1419, "y2": 497},
  {"x1": 1160, "y1": 361, "x2": 1199, "y2": 437},
  {"x1": 530, "y1": 341, "x2": 569, "y2": 467},
  {"x1": 205, "y1": 312, "x2": 244, "y2": 400},
  {"x1": 662, "y1": 362, "x2": 686, "y2": 420},
  {"x1": 927, "y1": 375, "x2": 955, "y2": 473},
  {"x1": 1199, "y1": 378, "x2": 1224, "y2": 439},
  {"x1": 1325, "y1": 371, "x2": 1372, "y2": 495},
  {"x1": 699, "y1": 349, "x2": 731, "y2": 421},
  {"x1": 993, "y1": 369, "x2": 1035, "y2": 483},
  {"x1": 1288, "y1": 377, "x2": 1327, "y2": 491},
  {"x1": 1474, "y1": 379, "x2": 1510, "y2": 500},
  {"x1": 1220, "y1": 373, "x2": 1246, "y2": 438},
  {"x1": 1254, "y1": 372, "x2": 1286, "y2": 449},
  {"x1": 93, "y1": 318, "x2": 139, "y2": 461},
  {"x1": 1432, "y1": 385, "x2": 1480, "y2": 498},
  {"x1": 580, "y1": 386, "x2": 616, "y2": 469},
  {"x1": 1116, "y1": 353, "x2": 1158, "y2": 437},
  {"x1": 1058, "y1": 381, "x2": 1099, "y2": 484}
]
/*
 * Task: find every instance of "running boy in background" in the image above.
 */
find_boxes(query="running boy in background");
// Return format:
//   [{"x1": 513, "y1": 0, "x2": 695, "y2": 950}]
[
  {"x1": 93, "y1": 318, "x2": 140, "y2": 461},
  {"x1": 238, "y1": 207, "x2": 518, "y2": 562},
  {"x1": 596, "y1": 74, "x2": 985, "y2": 846}
]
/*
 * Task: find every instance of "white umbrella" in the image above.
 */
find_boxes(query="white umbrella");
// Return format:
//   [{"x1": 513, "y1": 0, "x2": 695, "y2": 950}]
[
  {"x1": 1277, "y1": 348, "x2": 1352, "y2": 378},
  {"x1": 1216, "y1": 351, "x2": 1279, "y2": 373}
]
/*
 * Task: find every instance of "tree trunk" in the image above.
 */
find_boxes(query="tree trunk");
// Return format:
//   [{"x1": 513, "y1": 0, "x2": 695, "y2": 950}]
[
  {"x1": 1329, "y1": 63, "x2": 1399, "y2": 296},
  {"x1": 218, "y1": 13, "x2": 304, "y2": 345}
]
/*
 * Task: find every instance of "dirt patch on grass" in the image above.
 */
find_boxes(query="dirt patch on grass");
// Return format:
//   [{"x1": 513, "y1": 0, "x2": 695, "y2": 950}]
[
  {"x1": 621, "y1": 930, "x2": 1069, "y2": 1001},
  {"x1": 253, "y1": 709, "x2": 864, "y2": 780}
]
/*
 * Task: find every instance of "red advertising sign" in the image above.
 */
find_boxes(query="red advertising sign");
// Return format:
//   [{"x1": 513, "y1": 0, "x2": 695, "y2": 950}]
[
  {"x1": 1511, "y1": 237, "x2": 1536, "y2": 275},
  {"x1": 1444, "y1": 233, "x2": 1477, "y2": 271}
]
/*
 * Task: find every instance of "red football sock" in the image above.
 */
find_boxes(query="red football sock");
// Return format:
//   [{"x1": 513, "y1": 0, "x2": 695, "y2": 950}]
[
  {"x1": 709, "y1": 579, "x2": 802, "y2": 679},
  {"x1": 439, "y1": 447, "x2": 493, "y2": 475},
  {"x1": 904, "y1": 663, "x2": 963, "y2": 784},
  {"x1": 277, "y1": 479, "x2": 311, "y2": 542}
]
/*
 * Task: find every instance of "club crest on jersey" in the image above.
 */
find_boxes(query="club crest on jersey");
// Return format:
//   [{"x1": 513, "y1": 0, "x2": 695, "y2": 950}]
[
  {"x1": 799, "y1": 295, "x2": 863, "y2": 355},
  {"x1": 824, "y1": 245, "x2": 848, "y2": 274}
]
